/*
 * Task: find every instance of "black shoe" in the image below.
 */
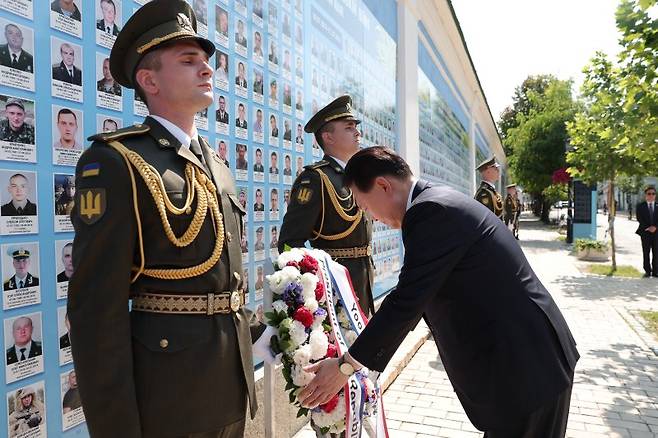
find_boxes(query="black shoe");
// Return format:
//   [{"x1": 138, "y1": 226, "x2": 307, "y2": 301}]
[
  {"x1": 643, "y1": 273, "x2": 651, "y2": 278},
  {"x1": 652, "y1": 274, "x2": 658, "y2": 278}
]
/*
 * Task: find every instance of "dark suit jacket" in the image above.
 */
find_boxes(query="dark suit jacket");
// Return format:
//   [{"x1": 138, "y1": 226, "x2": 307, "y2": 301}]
[
  {"x1": 96, "y1": 19, "x2": 120, "y2": 36},
  {"x1": 60, "y1": 332, "x2": 71, "y2": 349},
  {"x1": 216, "y1": 110, "x2": 229, "y2": 124},
  {"x1": 636, "y1": 201, "x2": 658, "y2": 237},
  {"x1": 6, "y1": 340, "x2": 42, "y2": 365},
  {"x1": 69, "y1": 117, "x2": 265, "y2": 438},
  {"x1": 52, "y1": 61, "x2": 82, "y2": 86},
  {"x1": 350, "y1": 180, "x2": 579, "y2": 430},
  {"x1": 235, "y1": 118, "x2": 247, "y2": 129},
  {"x1": 0, "y1": 44, "x2": 33, "y2": 73},
  {"x1": 4, "y1": 273, "x2": 39, "y2": 291},
  {"x1": 1, "y1": 200, "x2": 37, "y2": 216},
  {"x1": 51, "y1": 0, "x2": 82, "y2": 21}
]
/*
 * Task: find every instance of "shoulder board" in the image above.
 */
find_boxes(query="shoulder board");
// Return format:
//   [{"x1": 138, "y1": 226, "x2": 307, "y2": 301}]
[
  {"x1": 87, "y1": 123, "x2": 150, "y2": 143},
  {"x1": 304, "y1": 160, "x2": 330, "y2": 170}
]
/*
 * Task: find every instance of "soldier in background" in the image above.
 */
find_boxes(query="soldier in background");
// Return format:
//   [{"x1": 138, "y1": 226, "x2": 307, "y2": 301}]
[
  {"x1": 279, "y1": 95, "x2": 374, "y2": 317},
  {"x1": 0, "y1": 99, "x2": 34, "y2": 144},
  {"x1": 474, "y1": 156, "x2": 504, "y2": 220},
  {"x1": 505, "y1": 183, "x2": 520, "y2": 239}
]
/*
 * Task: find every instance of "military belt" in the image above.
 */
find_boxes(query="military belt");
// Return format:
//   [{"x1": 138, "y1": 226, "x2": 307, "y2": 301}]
[
  {"x1": 322, "y1": 245, "x2": 372, "y2": 259},
  {"x1": 131, "y1": 291, "x2": 244, "y2": 315}
]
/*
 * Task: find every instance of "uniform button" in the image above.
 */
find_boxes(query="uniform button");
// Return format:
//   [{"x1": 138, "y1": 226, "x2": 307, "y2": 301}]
[
  {"x1": 226, "y1": 231, "x2": 232, "y2": 242},
  {"x1": 234, "y1": 272, "x2": 241, "y2": 282},
  {"x1": 159, "y1": 339, "x2": 169, "y2": 349}
]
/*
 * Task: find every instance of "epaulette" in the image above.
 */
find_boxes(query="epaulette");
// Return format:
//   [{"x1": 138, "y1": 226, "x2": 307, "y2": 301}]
[
  {"x1": 87, "y1": 123, "x2": 150, "y2": 143},
  {"x1": 304, "y1": 160, "x2": 330, "y2": 170}
]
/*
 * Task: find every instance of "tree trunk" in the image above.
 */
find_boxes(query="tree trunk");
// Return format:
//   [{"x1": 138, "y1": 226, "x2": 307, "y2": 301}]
[
  {"x1": 541, "y1": 198, "x2": 551, "y2": 223},
  {"x1": 533, "y1": 195, "x2": 542, "y2": 217},
  {"x1": 608, "y1": 180, "x2": 617, "y2": 271}
]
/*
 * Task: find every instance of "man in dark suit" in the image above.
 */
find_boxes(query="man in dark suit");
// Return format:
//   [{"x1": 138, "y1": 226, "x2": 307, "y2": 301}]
[
  {"x1": 301, "y1": 146, "x2": 579, "y2": 438},
  {"x1": 68, "y1": 3, "x2": 273, "y2": 437},
  {"x1": 52, "y1": 43, "x2": 82, "y2": 85},
  {"x1": 235, "y1": 102, "x2": 247, "y2": 129},
  {"x1": 636, "y1": 185, "x2": 658, "y2": 277},
  {"x1": 50, "y1": 0, "x2": 82, "y2": 22},
  {"x1": 96, "y1": 0, "x2": 121, "y2": 36},
  {"x1": 6, "y1": 316, "x2": 42, "y2": 365},
  {"x1": 0, "y1": 24, "x2": 33, "y2": 73}
]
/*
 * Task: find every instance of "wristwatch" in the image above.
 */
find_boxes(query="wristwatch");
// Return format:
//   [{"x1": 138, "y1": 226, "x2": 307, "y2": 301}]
[{"x1": 338, "y1": 353, "x2": 356, "y2": 376}]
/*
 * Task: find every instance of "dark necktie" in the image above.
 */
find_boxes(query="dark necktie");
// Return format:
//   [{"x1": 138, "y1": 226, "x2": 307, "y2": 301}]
[
  {"x1": 11, "y1": 53, "x2": 17, "y2": 67},
  {"x1": 18, "y1": 280, "x2": 24, "y2": 288},
  {"x1": 19, "y1": 348, "x2": 26, "y2": 361},
  {"x1": 106, "y1": 26, "x2": 111, "y2": 34},
  {"x1": 650, "y1": 203, "x2": 654, "y2": 218},
  {"x1": 16, "y1": 206, "x2": 23, "y2": 215}
]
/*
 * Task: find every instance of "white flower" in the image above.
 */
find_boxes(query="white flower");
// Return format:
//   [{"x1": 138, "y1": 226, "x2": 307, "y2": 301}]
[
  {"x1": 311, "y1": 392, "x2": 347, "y2": 430},
  {"x1": 344, "y1": 329, "x2": 357, "y2": 345},
  {"x1": 277, "y1": 248, "x2": 305, "y2": 269},
  {"x1": 272, "y1": 300, "x2": 288, "y2": 313},
  {"x1": 289, "y1": 320, "x2": 309, "y2": 348},
  {"x1": 304, "y1": 297, "x2": 319, "y2": 313},
  {"x1": 267, "y1": 265, "x2": 302, "y2": 295},
  {"x1": 292, "y1": 364, "x2": 315, "y2": 386},
  {"x1": 300, "y1": 272, "x2": 319, "y2": 296},
  {"x1": 292, "y1": 344, "x2": 313, "y2": 366},
  {"x1": 309, "y1": 328, "x2": 329, "y2": 360}
]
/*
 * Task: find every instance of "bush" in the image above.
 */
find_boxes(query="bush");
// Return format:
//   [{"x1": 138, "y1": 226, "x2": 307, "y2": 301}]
[{"x1": 574, "y1": 238, "x2": 609, "y2": 252}]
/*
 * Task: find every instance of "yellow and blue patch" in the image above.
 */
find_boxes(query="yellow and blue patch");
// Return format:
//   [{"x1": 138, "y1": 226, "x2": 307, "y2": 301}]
[{"x1": 82, "y1": 163, "x2": 100, "y2": 177}]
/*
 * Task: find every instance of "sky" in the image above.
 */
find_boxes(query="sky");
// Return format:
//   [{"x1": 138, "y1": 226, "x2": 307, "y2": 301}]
[{"x1": 450, "y1": 0, "x2": 623, "y2": 122}]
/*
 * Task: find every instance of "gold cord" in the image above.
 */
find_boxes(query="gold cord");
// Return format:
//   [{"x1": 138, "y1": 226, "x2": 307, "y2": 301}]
[
  {"x1": 310, "y1": 168, "x2": 363, "y2": 241},
  {"x1": 108, "y1": 141, "x2": 225, "y2": 281}
]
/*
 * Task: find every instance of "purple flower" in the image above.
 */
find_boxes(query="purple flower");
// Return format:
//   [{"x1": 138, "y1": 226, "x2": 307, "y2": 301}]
[
  {"x1": 314, "y1": 308, "x2": 327, "y2": 319},
  {"x1": 283, "y1": 283, "x2": 304, "y2": 307}
]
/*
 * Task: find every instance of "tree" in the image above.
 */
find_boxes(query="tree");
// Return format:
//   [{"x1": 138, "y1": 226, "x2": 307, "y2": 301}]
[
  {"x1": 504, "y1": 78, "x2": 578, "y2": 222},
  {"x1": 567, "y1": 52, "x2": 641, "y2": 270}
]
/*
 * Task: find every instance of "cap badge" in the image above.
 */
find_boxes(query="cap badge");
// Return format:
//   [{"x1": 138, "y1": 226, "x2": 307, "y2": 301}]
[{"x1": 177, "y1": 13, "x2": 193, "y2": 32}]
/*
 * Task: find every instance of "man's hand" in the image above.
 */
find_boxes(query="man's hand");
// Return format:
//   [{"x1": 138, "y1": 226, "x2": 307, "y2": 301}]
[
  {"x1": 647, "y1": 225, "x2": 657, "y2": 233},
  {"x1": 298, "y1": 358, "x2": 348, "y2": 408}
]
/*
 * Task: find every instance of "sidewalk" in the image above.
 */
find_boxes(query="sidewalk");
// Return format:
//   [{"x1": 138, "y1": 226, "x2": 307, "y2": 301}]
[{"x1": 296, "y1": 212, "x2": 658, "y2": 437}]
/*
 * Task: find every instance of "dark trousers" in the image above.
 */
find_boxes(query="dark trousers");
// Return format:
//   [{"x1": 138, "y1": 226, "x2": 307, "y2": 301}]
[
  {"x1": 180, "y1": 418, "x2": 245, "y2": 438},
  {"x1": 483, "y1": 376, "x2": 574, "y2": 438},
  {"x1": 641, "y1": 234, "x2": 658, "y2": 275}
]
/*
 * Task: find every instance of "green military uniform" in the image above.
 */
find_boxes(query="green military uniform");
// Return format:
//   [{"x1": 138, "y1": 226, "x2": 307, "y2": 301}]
[
  {"x1": 279, "y1": 96, "x2": 374, "y2": 316},
  {"x1": 67, "y1": 3, "x2": 265, "y2": 438},
  {"x1": 475, "y1": 156, "x2": 504, "y2": 220},
  {"x1": 0, "y1": 99, "x2": 34, "y2": 144},
  {"x1": 504, "y1": 183, "x2": 520, "y2": 239}
]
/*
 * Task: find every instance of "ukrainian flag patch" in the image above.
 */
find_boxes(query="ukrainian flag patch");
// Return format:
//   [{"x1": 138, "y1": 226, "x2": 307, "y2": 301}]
[{"x1": 82, "y1": 163, "x2": 100, "y2": 177}]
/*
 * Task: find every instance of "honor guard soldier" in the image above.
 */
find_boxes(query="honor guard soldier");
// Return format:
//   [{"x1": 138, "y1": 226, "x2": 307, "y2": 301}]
[
  {"x1": 475, "y1": 156, "x2": 504, "y2": 220},
  {"x1": 67, "y1": 2, "x2": 273, "y2": 437},
  {"x1": 279, "y1": 95, "x2": 375, "y2": 317},
  {"x1": 505, "y1": 183, "x2": 521, "y2": 239}
]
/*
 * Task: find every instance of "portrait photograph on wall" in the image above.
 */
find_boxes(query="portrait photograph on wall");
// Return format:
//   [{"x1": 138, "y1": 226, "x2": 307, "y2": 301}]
[
  {"x1": 6, "y1": 380, "x2": 46, "y2": 438},
  {"x1": 0, "y1": 169, "x2": 38, "y2": 235},
  {"x1": 0, "y1": 18, "x2": 34, "y2": 91},
  {"x1": 51, "y1": 105, "x2": 83, "y2": 167},
  {"x1": 4, "y1": 311, "x2": 44, "y2": 384},
  {"x1": 2, "y1": 242, "x2": 40, "y2": 310},
  {"x1": 0, "y1": 94, "x2": 35, "y2": 163},
  {"x1": 50, "y1": 0, "x2": 82, "y2": 38},
  {"x1": 50, "y1": 37, "x2": 83, "y2": 102}
]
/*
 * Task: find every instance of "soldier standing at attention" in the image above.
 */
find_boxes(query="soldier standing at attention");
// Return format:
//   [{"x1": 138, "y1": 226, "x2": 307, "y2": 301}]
[
  {"x1": 279, "y1": 95, "x2": 374, "y2": 317},
  {"x1": 504, "y1": 183, "x2": 520, "y2": 239},
  {"x1": 68, "y1": 2, "x2": 273, "y2": 437},
  {"x1": 475, "y1": 156, "x2": 504, "y2": 220}
]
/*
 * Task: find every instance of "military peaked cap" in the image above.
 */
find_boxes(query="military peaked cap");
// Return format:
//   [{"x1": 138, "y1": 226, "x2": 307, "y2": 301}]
[
  {"x1": 476, "y1": 156, "x2": 501, "y2": 172},
  {"x1": 506, "y1": 183, "x2": 517, "y2": 189},
  {"x1": 110, "y1": 0, "x2": 215, "y2": 89},
  {"x1": 304, "y1": 95, "x2": 361, "y2": 133},
  {"x1": 8, "y1": 247, "x2": 30, "y2": 259}
]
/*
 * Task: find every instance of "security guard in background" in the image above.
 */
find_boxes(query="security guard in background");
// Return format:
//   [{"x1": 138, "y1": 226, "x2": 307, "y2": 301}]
[
  {"x1": 279, "y1": 95, "x2": 374, "y2": 317},
  {"x1": 475, "y1": 156, "x2": 504, "y2": 220},
  {"x1": 505, "y1": 183, "x2": 521, "y2": 239},
  {"x1": 68, "y1": 2, "x2": 272, "y2": 437}
]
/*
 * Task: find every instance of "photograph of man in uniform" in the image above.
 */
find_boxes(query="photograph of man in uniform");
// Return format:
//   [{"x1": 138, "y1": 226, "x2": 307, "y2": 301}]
[
  {"x1": 270, "y1": 225, "x2": 278, "y2": 249},
  {"x1": 270, "y1": 188, "x2": 279, "y2": 213},
  {"x1": 254, "y1": 188, "x2": 264, "y2": 211},
  {"x1": 193, "y1": 0, "x2": 207, "y2": 26},
  {"x1": 0, "y1": 24, "x2": 33, "y2": 73},
  {"x1": 0, "y1": 98, "x2": 34, "y2": 144},
  {"x1": 3, "y1": 247, "x2": 39, "y2": 291},
  {"x1": 8, "y1": 385, "x2": 44, "y2": 438},
  {"x1": 101, "y1": 118, "x2": 119, "y2": 133},
  {"x1": 2, "y1": 173, "x2": 37, "y2": 216},
  {"x1": 62, "y1": 370, "x2": 81, "y2": 413},
  {"x1": 254, "y1": 226, "x2": 265, "y2": 251},
  {"x1": 268, "y1": 40, "x2": 278, "y2": 65},
  {"x1": 52, "y1": 42, "x2": 82, "y2": 85},
  {"x1": 269, "y1": 78, "x2": 278, "y2": 101},
  {"x1": 217, "y1": 139, "x2": 229, "y2": 167},
  {"x1": 55, "y1": 176, "x2": 75, "y2": 216},
  {"x1": 215, "y1": 6, "x2": 228, "y2": 38},
  {"x1": 51, "y1": 0, "x2": 81, "y2": 22},
  {"x1": 215, "y1": 94, "x2": 229, "y2": 124},
  {"x1": 235, "y1": 61, "x2": 247, "y2": 88},
  {"x1": 253, "y1": 69, "x2": 263, "y2": 95},
  {"x1": 269, "y1": 151, "x2": 279, "y2": 175},
  {"x1": 283, "y1": 119, "x2": 292, "y2": 141},
  {"x1": 59, "y1": 311, "x2": 71, "y2": 347},
  {"x1": 235, "y1": 19, "x2": 247, "y2": 49},
  {"x1": 97, "y1": 57, "x2": 121, "y2": 95},
  {"x1": 253, "y1": 147, "x2": 264, "y2": 173},
  {"x1": 254, "y1": 109, "x2": 263, "y2": 135},
  {"x1": 235, "y1": 143, "x2": 247, "y2": 170},
  {"x1": 215, "y1": 51, "x2": 228, "y2": 82},
  {"x1": 235, "y1": 102, "x2": 247, "y2": 128},
  {"x1": 5, "y1": 315, "x2": 42, "y2": 364},
  {"x1": 269, "y1": 114, "x2": 278, "y2": 137},
  {"x1": 253, "y1": 30, "x2": 263, "y2": 58},
  {"x1": 284, "y1": 154, "x2": 292, "y2": 176},
  {"x1": 96, "y1": 0, "x2": 120, "y2": 35},
  {"x1": 295, "y1": 155, "x2": 303, "y2": 176},
  {"x1": 295, "y1": 123, "x2": 304, "y2": 145},
  {"x1": 53, "y1": 108, "x2": 82, "y2": 150}
]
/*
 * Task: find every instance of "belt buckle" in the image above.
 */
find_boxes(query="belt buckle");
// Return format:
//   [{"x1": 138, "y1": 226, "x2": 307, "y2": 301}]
[
  {"x1": 366, "y1": 245, "x2": 372, "y2": 256},
  {"x1": 207, "y1": 293, "x2": 215, "y2": 315},
  {"x1": 230, "y1": 291, "x2": 241, "y2": 312}
]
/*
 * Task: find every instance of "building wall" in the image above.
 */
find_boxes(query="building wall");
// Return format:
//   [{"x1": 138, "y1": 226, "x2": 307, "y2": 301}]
[{"x1": 0, "y1": 1, "x2": 501, "y2": 436}]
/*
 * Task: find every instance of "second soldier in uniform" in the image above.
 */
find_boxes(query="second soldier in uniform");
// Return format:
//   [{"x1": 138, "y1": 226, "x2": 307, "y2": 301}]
[
  {"x1": 504, "y1": 183, "x2": 520, "y2": 239},
  {"x1": 279, "y1": 95, "x2": 374, "y2": 317},
  {"x1": 474, "y1": 156, "x2": 504, "y2": 220}
]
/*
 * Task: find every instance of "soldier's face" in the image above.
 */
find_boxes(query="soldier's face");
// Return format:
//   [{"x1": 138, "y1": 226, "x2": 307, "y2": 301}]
[
  {"x1": 146, "y1": 41, "x2": 213, "y2": 113},
  {"x1": 58, "y1": 114, "x2": 78, "y2": 142},
  {"x1": 238, "y1": 147, "x2": 245, "y2": 158},
  {"x1": 254, "y1": 32, "x2": 261, "y2": 50},
  {"x1": 285, "y1": 156, "x2": 291, "y2": 169},
  {"x1": 5, "y1": 105, "x2": 25, "y2": 131},
  {"x1": 256, "y1": 230, "x2": 263, "y2": 242},
  {"x1": 271, "y1": 192, "x2": 278, "y2": 207},
  {"x1": 257, "y1": 111, "x2": 263, "y2": 123},
  {"x1": 255, "y1": 150, "x2": 262, "y2": 163},
  {"x1": 101, "y1": 1, "x2": 116, "y2": 24},
  {"x1": 68, "y1": 371, "x2": 77, "y2": 388},
  {"x1": 219, "y1": 13, "x2": 228, "y2": 33},
  {"x1": 20, "y1": 394, "x2": 33, "y2": 407},
  {"x1": 238, "y1": 105, "x2": 245, "y2": 119},
  {"x1": 8, "y1": 175, "x2": 28, "y2": 202},
  {"x1": 5, "y1": 25, "x2": 23, "y2": 51},
  {"x1": 256, "y1": 190, "x2": 262, "y2": 203},
  {"x1": 271, "y1": 154, "x2": 277, "y2": 167},
  {"x1": 12, "y1": 318, "x2": 32, "y2": 345},
  {"x1": 297, "y1": 125, "x2": 302, "y2": 136},
  {"x1": 102, "y1": 59, "x2": 112, "y2": 80},
  {"x1": 102, "y1": 120, "x2": 117, "y2": 132},
  {"x1": 482, "y1": 165, "x2": 499, "y2": 182},
  {"x1": 61, "y1": 46, "x2": 75, "y2": 67},
  {"x1": 218, "y1": 97, "x2": 225, "y2": 111},
  {"x1": 325, "y1": 120, "x2": 360, "y2": 153},
  {"x1": 13, "y1": 257, "x2": 29, "y2": 276},
  {"x1": 218, "y1": 142, "x2": 226, "y2": 157}
]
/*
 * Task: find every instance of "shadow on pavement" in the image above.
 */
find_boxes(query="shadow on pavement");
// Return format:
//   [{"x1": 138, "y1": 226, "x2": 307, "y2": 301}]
[{"x1": 554, "y1": 275, "x2": 658, "y2": 302}]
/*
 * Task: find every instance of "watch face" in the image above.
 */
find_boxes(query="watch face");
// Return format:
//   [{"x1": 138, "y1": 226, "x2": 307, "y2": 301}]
[{"x1": 339, "y1": 362, "x2": 354, "y2": 376}]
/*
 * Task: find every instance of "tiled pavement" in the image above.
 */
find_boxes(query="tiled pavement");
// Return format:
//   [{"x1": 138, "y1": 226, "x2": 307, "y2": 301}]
[{"x1": 296, "y1": 213, "x2": 658, "y2": 437}]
